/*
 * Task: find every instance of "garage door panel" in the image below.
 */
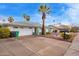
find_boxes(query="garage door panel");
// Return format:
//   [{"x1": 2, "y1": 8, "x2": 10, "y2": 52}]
[{"x1": 19, "y1": 28, "x2": 33, "y2": 36}]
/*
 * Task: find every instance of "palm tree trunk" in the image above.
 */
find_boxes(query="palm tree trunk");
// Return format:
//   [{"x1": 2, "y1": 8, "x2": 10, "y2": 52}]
[
  {"x1": 42, "y1": 13, "x2": 46, "y2": 35},
  {"x1": 42, "y1": 19, "x2": 45, "y2": 35}
]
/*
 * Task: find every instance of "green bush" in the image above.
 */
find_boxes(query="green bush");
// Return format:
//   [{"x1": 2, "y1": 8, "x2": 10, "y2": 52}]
[
  {"x1": 46, "y1": 32, "x2": 51, "y2": 35},
  {"x1": 0, "y1": 25, "x2": 2, "y2": 28},
  {"x1": 61, "y1": 32, "x2": 72, "y2": 41},
  {"x1": 0, "y1": 27, "x2": 10, "y2": 38}
]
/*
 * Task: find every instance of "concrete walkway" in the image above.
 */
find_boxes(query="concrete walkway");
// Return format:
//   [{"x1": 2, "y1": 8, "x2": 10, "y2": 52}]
[
  {"x1": 0, "y1": 36, "x2": 71, "y2": 56},
  {"x1": 64, "y1": 33, "x2": 79, "y2": 56}
]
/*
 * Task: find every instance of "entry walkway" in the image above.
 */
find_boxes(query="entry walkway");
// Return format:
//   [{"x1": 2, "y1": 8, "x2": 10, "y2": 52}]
[{"x1": 0, "y1": 36, "x2": 71, "y2": 56}]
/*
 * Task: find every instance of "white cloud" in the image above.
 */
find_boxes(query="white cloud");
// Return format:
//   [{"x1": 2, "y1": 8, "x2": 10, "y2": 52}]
[
  {"x1": 30, "y1": 11, "x2": 72, "y2": 26},
  {"x1": 49, "y1": 3, "x2": 79, "y2": 26},
  {"x1": 1, "y1": 3, "x2": 79, "y2": 26},
  {"x1": 0, "y1": 15, "x2": 8, "y2": 23},
  {"x1": 65, "y1": 4, "x2": 79, "y2": 26},
  {"x1": 31, "y1": 13, "x2": 58, "y2": 26}
]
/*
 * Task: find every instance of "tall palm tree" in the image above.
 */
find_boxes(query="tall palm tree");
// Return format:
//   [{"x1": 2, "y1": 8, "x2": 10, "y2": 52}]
[
  {"x1": 39, "y1": 4, "x2": 50, "y2": 35},
  {"x1": 8, "y1": 16, "x2": 14, "y2": 23},
  {"x1": 23, "y1": 14, "x2": 30, "y2": 21}
]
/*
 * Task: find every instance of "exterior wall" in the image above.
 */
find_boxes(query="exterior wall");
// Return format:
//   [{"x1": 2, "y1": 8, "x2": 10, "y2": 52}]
[
  {"x1": 8, "y1": 27, "x2": 34, "y2": 36},
  {"x1": 46, "y1": 28, "x2": 49, "y2": 32},
  {"x1": 48, "y1": 28, "x2": 53, "y2": 33}
]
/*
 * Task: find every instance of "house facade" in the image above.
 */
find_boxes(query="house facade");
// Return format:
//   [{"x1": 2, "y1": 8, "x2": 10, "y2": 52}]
[
  {"x1": 48, "y1": 24, "x2": 71, "y2": 33},
  {"x1": 0, "y1": 22, "x2": 41, "y2": 36}
]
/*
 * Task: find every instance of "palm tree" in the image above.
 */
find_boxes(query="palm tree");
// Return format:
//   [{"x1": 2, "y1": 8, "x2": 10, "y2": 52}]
[
  {"x1": 39, "y1": 4, "x2": 50, "y2": 35},
  {"x1": 23, "y1": 14, "x2": 30, "y2": 21},
  {"x1": 8, "y1": 16, "x2": 14, "y2": 23}
]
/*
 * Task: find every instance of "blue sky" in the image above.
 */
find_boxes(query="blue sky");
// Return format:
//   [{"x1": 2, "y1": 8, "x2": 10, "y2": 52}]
[{"x1": 0, "y1": 3, "x2": 79, "y2": 26}]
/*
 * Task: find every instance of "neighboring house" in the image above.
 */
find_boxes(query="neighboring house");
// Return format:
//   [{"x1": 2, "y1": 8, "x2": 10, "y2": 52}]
[
  {"x1": 0, "y1": 22, "x2": 41, "y2": 36},
  {"x1": 48, "y1": 24, "x2": 71, "y2": 33}
]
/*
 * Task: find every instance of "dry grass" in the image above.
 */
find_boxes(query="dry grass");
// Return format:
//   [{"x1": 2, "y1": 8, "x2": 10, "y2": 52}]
[{"x1": 43, "y1": 32, "x2": 77, "y2": 43}]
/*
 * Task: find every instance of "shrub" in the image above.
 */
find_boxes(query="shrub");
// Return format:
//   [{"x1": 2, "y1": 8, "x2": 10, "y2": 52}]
[
  {"x1": 70, "y1": 27, "x2": 78, "y2": 32},
  {"x1": 46, "y1": 32, "x2": 51, "y2": 35},
  {"x1": 0, "y1": 25, "x2": 2, "y2": 28},
  {"x1": 61, "y1": 32, "x2": 72, "y2": 41},
  {"x1": 32, "y1": 32, "x2": 35, "y2": 35},
  {"x1": 0, "y1": 27, "x2": 10, "y2": 38}
]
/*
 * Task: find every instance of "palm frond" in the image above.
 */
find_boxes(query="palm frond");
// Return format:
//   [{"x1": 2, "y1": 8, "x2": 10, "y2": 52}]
[
  {"x1": 40, "y1": 5, "x2": 43, "y2": 9},
  {"x1": 8, "y1": 16, "x2": 14, "y2": 23}
]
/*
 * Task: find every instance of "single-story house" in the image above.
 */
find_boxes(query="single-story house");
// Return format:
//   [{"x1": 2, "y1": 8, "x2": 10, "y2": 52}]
[
  {"x1": 0, "y1": 22, "x2": 41, "y2": 36},
  {"x1": 48, "y1": 24, "x2": 71, "y2": 33}
]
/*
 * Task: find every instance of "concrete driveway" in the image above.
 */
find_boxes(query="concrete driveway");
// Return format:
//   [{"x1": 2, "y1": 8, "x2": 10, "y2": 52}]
[{"x1": 0, "y1": 36, "x2": 71, "y2": 56}]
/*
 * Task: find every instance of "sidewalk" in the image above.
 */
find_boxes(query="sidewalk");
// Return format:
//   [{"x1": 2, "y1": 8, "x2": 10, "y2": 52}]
[{"x1": 64, "y1": 33, "x2": 79, "y2": 56}]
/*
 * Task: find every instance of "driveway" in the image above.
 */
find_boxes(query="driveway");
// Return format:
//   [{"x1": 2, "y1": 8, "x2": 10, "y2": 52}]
[{"x1": 0, "y1": 36, "x2": 71, "y2": 56}]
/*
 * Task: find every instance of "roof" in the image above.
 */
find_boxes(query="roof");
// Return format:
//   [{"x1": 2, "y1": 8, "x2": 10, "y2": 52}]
[
  {"x1": 48, "y1": 24, "x2": 71, "y2": 30},
  {"x1": 0, "y1": 22, "x2": 41, "y2": 28}
]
